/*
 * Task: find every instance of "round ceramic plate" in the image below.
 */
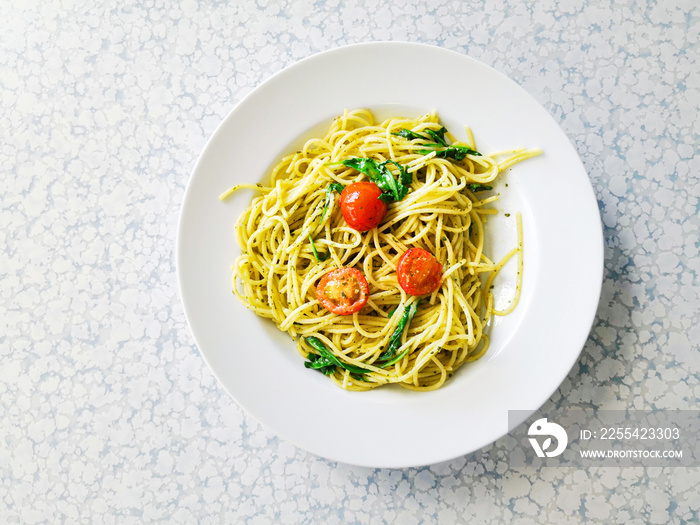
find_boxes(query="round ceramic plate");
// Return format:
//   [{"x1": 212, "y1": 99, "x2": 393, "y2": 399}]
[{"x1": 177, "y1": 42, "x2": 603, "y2": 468}]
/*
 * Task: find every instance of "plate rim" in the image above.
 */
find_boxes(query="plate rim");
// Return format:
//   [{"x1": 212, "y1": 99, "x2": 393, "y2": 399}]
[{"x1": 176, "y1": 41, "x2": 604, "y2": 468}]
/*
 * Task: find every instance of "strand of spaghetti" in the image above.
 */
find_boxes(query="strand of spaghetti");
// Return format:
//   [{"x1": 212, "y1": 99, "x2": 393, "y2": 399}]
[
  {"x1": 218, "y1": 183, "x2": 272, "y2": 201},
  {"x1": 279, "y1": 300, "x2": 321, "y2": 331},
  {"x1": 498, "y1": 149, "x2": 543, "y2": 171},
  {"x1": 488, "y1": 212, "x2": 524, "y2": 316}
]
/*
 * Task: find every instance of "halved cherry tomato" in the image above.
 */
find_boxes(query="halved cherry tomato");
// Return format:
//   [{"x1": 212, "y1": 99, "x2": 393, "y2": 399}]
[
  {"x1": 339, "y1": 181, "x2": 387, "y2": 232},
  {"x1": 397, "y1": 248, "x2": 443, "y2": 296},
  {"x1": 316, "y1": 267, "x2": 369, "y2": 315}
]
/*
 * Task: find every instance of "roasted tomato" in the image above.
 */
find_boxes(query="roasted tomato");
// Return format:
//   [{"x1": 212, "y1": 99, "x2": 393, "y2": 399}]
[
  {"x1": 316, "y1": 267, "x2": 369, "y2": 315},
  {"x1": 397, "y1": 248, "x2": 443, "y2": 296},
  {"x1": 339, "y1": 181, "x2": 387, "y2": 232}
]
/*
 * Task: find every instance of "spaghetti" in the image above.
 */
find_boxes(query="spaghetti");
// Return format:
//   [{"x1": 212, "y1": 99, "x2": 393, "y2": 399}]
[{"x1": 220, "y1": 109, "x2": 541, "y2": 391}]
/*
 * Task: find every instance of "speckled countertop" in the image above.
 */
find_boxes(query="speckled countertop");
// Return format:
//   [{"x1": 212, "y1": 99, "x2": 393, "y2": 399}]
[{"x1": 2, "y1": 1, "x2": 699, "y2": 523}]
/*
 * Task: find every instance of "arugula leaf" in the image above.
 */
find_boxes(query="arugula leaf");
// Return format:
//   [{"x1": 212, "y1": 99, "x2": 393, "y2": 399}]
[
  {"x1": 392, "y1": 126, "x2": 448, "y2": 145},
  {"x1": 379, "y1": 346, "x2": 412, "y2": 368},
  {"x1": 305, "y1": 336, "x2": 371, "y2": 375},
  {"x1": 384, "y1": 345, "x2": 444, "y2": 369},
  {"x1": 320, "y1": 183, "x2": 344, "y2": 222},
  {"x1": 447, "y1": 145, "x2": 481, "y2": 159},
  {"x1": 397, "y1": 161, "x2": 412, "y2": 188},
  {"x1": 418, "y1": 145, "x2": 481, "y2": 160},
  {"x1": 467, "y1": 183, "x2": 493, "y2": 192},
  {"x1": 377, "y1": 300, "x2": 420, "y2": 365},
  {"x1": 337, "y1": 157, "x2": 412, "y2": 203},
  {"x1": 424, "y1": 126, "x2": 448, "y2": 146},
  {"x1": 392, "y1": 128, "x2": 425, "y2": 141},
  {"x1": 393, "y1": 126, "x2": 481, "y2": 160},
  {"x1": 308, "y1": 235, "x2": 329, "y2": 262},
  {"x1": 380, "y1": 160, "x2": 411, "y2": 201},
  {"x1": 304, "y1": 352, "x2": 336, "y2": 375},
  {"x1": 335, "y1": 157, "x2": 381, "y2": 177}
]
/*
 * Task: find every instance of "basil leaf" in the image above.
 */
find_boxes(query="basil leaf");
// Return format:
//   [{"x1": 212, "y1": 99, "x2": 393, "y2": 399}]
[{"x1": 305, "y1": 336, "x2": 371, "y2": 375}]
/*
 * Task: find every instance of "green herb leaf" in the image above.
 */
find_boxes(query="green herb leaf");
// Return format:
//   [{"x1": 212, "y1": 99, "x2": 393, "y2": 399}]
[
  {"x1": 304, "y1": 352, "x2": 336, "y2": 375},
  {"x1": 305, "y1": 336, "x2": 371, "y2": 375},
  {"x1": 320, "y1": 183, "x2": 345, "y2": 222},
  {"x1": 334, "y1": 157, "x2": 381, "y2": 177},
  {"x1": 309, "y1": 235, "x2": 329, "y2": 262},
  {"x1": 418, "y1": 145, "x2": 481, "y2": 160},
  {"x1": 337, "y1": 157, "x2": 412, "y2": 202},
  {"x1": 379, "y1": 346, "x2": 412, "y2": 368},
  {"x1": 467, "y1": 183, "x2": 493, "y2": 192},
  {"x1": 394, "y1": 126, "x2": 481, "y2": 159},
  {"x1": 392, "y1": 127, "x2": 448, "y2": 145},
  {"x1": 378, "y1": 300, "x2": 420, "y2": 365},
  {"x1": 392, "y1": 128, "x2": 426, "y2": 141},
  {"x1": 381, "y1": 160, "x2": 412, "y2": 201},
  {"x1": 424, "y1": 127, "x2": 448, "y2": 146}
]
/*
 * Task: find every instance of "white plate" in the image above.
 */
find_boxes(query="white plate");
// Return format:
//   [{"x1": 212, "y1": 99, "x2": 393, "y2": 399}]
[{"x1": 177, "y1": 42, "x2": 603, "y2": 468}]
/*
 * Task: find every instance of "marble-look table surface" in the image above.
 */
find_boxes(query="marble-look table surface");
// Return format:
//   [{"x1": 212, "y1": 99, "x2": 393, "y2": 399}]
[{"x1": 2, "y1": 1, "x2": 698, "y2": 523}]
